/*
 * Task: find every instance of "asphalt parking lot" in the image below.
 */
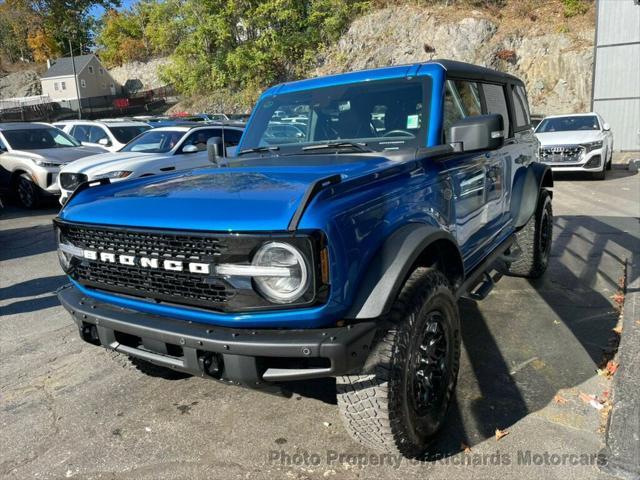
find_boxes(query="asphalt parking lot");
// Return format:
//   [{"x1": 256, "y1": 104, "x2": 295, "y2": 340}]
[{"x1": 1, "y1": 169, "x2": 638, "y2": 480}]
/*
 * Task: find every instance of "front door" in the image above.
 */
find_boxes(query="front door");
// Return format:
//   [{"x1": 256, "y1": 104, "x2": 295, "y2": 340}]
[{"x1": 440, "y1": 79, "x2": 511, "y2": 271}]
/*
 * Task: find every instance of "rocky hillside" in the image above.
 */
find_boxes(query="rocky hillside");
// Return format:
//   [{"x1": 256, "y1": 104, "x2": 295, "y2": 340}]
[
  {"x1": 0, "y1": 70, "x2": 41, "y2": 99},
  {"x1": 315, "y1": 4, "x2": 594, "y2": 115},
  {"x1": 107, "y1": 57, "x2": 171, "y2": 92}
]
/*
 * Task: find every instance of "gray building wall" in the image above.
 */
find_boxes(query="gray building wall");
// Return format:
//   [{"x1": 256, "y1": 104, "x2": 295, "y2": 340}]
[
  {"x1": 41, "y1": 76, "x2": 77, "y2": 101},
  {"x1": 592, "y1": 0, "x2": 640, "y2": 151},
  {"x1": 40, "y1": 56, "x2": 121, "y2": 102}
]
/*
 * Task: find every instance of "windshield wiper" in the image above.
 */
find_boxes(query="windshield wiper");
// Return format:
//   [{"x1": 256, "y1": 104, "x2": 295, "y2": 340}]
[
  {"x1": 238, "y1": 146, "x2": 280, "y2": 156},
  {"x1": 301, "y1": 142, "x2": 372, "y2": 153}
]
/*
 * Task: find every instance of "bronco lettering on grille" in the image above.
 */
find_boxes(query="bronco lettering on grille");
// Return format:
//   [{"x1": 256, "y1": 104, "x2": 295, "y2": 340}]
[{"x1": 81, "y1": 250, "x2": 210, "y2": 274}]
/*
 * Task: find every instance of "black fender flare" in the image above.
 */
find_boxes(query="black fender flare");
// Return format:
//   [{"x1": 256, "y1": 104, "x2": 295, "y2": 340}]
[
  {"x1": 510, "y1": 162, "x2": 553, "y2": 229},
  {"x1": 345, "y1": 223, "x2": 464, "y2": 319}
]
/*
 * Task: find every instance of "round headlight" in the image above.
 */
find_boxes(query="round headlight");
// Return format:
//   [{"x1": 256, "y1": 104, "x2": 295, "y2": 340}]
[{"x1": 252, "y1": 242, "x2": 309, "y2": 304}]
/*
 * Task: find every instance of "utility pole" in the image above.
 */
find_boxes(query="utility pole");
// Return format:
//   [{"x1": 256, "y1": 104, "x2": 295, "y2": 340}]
[{"x1": 68, "y1": 38, "x2": 82, "y2": 119}]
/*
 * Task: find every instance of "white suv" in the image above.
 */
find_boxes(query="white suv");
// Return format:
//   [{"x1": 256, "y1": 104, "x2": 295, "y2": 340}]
[
  {"x1": 58, "y1": 124, "x2": 244, "y2": 204},
  {"x1": 534, "y1": 113, "x2": 614, "y2": 180},
  {"x1": 54, "y1": 119, "x2": 151, "y2": 152}
]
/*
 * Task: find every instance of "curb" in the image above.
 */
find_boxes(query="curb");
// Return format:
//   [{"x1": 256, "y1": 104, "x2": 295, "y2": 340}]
[{"x1": 599, "y1": 255, "x2": 640, "y2": 479}]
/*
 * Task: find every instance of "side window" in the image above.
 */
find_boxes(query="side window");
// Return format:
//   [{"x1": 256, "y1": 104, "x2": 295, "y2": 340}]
[
  {"x1": 443, "y1": 81, "x2": 465, "y2": 143},
  {"x1": 453, "y1": 80, "x2": 482, "y2": 116},
  {"x1": 511, "y1": 85, "x2": 531, "y2": 129},
  {"x1": 70, "y1": 125, "x2": 89, "y2": 142},
  {"x1": 481, "y1": 83, "x2": 511, "y2": 138},
  {"x1": 222, "y1": 129, "x2": 243, "y2": 147},
  {"x1": 180, "y1": 129, "x2": 221, "y2": 152},
  {"x1": 443, "y1": 79, "x2": 484, "y2": 143},
  {"x1": 89, "y1": 126, "x2": 108, "y2": 143}
]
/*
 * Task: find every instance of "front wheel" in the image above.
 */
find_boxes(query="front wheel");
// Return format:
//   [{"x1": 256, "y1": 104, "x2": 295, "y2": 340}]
[
  {"x1": 15, "y1": 173, "x2": 41, "y2": 209},
  {"x1": 336, "y1": 268, "x2": 460, "y2": 457}
]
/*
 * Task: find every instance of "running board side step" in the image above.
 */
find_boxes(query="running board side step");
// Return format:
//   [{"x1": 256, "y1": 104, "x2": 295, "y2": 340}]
[{"x1": 455, "y1": 234, "x2": 516, "y2": 300}]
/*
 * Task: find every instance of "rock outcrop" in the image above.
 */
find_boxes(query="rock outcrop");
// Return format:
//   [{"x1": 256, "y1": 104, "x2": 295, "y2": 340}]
[
  {"x1": 108, "y1": 57, "x2": 171, "y2": 93},
  {"x1": 0, "y1": 70, "x2": 42, "y2": 99},
  {"x1": 316, "y1": 5, "x2": 594, "y2": 115}
]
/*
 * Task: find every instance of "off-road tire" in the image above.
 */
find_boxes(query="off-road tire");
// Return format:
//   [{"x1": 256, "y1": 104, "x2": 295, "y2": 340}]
[
  {"x1": 506, "y1": 189, "x2": 552, "y2": 278},
  {"x1": 15, "y1": 173, "x2": 41, "y2": 209},
  {"x1": 336, "y1": 268, "x2": 461, "y2": 457}
]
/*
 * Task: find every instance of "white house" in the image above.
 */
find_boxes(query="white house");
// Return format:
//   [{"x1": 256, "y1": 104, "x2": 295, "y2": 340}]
[{"x1": 40, "y1": 54, "x2": 121, "y2": 102}]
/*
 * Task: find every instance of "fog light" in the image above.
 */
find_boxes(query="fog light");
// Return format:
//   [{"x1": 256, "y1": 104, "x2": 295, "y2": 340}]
[{"x1": 584, "y1": 155, "x2": 601, "y2": 169}]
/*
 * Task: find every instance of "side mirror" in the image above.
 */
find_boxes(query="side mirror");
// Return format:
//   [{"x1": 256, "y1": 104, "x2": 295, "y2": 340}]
[
  {"x1": 98, "y1": 138, "x2": 111, "y2": 147},
  {"x1": 603, "y1": 123, "x2": 610, "y2": 131},
  {"x1": 449, "y1": 114, "x2": 504, "y2": 152},
  {"x1": 182, "y1": 144, "x2": 199, "y2": 154},
  {"x1": 207, "y1": 136, "x2": 224, "y2": 164}
]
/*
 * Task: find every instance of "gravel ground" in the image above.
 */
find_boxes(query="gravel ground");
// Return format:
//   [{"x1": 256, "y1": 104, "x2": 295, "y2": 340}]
[{"x1": 1, "y1": 168, "x2": 638, "y2": 480}]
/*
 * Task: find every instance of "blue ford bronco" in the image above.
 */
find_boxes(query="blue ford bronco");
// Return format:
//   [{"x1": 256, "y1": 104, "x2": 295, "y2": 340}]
[{"x1": 55, "y1": 60, "x2": 553, "y2": 457}]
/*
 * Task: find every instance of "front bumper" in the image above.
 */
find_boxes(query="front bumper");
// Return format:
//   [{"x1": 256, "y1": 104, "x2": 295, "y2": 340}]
[
  {"x1": 29, "y1": 166, "x2": 61, "y2": 194},
  {"x1": 541, "y1": 147, "x2": 604, "y2": 173},
  {"x1": 58, "y1": 284, "x2": 377, "y2": 387}
]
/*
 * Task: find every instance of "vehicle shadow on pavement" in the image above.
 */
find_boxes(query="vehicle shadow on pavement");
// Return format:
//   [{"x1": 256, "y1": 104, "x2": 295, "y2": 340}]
[
  {"x1": 552, "y1": 169, "x2": 638, "y2": 182},
  {"x1": 0, "y1": 275, "x2": 68, "y2": 316},
  {"x1": 425, "y1": 214, "x2": 637, "y2": 457},
  {"x1": 280, "y1": 214, "x2": 637, "y2": 460},
  {"x1": 0, "y1": 224, "x2": 57, "y2": 261}
]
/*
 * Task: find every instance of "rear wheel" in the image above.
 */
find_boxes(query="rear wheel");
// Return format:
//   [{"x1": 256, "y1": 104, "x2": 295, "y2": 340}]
[
  {"x1": 336, "y1": 268, "x2": 460, "y2": 457},
  {"x1": 15, "y1": 173, "x2": 41, "y2": 209},
  {"x1": 506, "y1": 189, "x2": 552, "y2": 278}
]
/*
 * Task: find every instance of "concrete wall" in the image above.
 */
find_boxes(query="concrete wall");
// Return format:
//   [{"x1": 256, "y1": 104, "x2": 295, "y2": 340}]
[{"x1": 593, "y1": 0, "x2": 640, "y2": 151}]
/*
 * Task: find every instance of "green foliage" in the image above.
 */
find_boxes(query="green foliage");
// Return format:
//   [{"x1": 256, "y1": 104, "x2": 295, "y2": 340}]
[
  {"x1": 0, "y1": 0, "x2": 118, "y2": 63},
  {"x1": 562, "y1": 0, "x2": 588, "y2": 17},
  {"x1": 97, "y1": 0, "x2": 368, "y2": 99}
]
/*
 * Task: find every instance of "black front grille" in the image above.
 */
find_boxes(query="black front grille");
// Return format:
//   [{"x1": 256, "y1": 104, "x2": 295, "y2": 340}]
[
  {"x1": 59, "y1": 172, "x2": 87, "y2": 190},
  {"x1": 539, "y1": 145, "x2": 584, "y2": 163},
  {"x1": 59, "y1": 223, "x2": 237, "y2": 310},
  {"x1": 63, "y1": 224, "x2": 225, "y2": 259},
  {"x1": 73, "y1": 262, "x2": 233, "y2": 308}
]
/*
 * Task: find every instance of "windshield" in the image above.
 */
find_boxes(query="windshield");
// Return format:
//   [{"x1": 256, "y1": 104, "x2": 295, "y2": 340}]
[
  {"x1": 536, "y1": 116, "x2": 600, "y2": 133},
  {"x1": 2, "y1": 127, "x2": 80, "y2": 150},
  {"x1": 108, "y1": 125, "x2": 151, "y2": 144},
  {"x1": 240, "y1": 78, "x2": 428, "y2": 155},
  {"x1": 120, "y1": 129, "x2": 184, "y2": 153}
]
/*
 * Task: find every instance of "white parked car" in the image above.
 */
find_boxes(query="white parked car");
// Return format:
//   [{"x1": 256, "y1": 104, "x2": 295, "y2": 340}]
[
  {"x1": 54, "y1": 119, "x2": 151, "y2": 152},
  {"x1": 534, "y1": 113, "x2": 614, "y2": 180},
  {"x1": 58, "y1": 124, "x2": 244, "y2": 204}
]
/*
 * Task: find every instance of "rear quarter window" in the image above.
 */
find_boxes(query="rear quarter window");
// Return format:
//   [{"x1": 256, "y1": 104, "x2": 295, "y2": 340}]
[
  {"x1": 511, "y1": 84, "x2": 531, "y2": 129},
  {"x1": 481, "y1": 83, "x2": 511, "y2": 138}
]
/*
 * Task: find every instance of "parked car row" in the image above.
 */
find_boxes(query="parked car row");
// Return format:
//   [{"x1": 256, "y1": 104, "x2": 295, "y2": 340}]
[
  {"x1": 0, "y1": 117, "x2": 245, "y2": 208},
  {"x1": 0, "y1": 101, "x2": 615, "y2": 210}
]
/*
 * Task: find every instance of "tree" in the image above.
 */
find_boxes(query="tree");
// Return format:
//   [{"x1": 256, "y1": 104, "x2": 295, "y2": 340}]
[{"x1": 155, "y1": 0, "x2": 368, "y2": 97}]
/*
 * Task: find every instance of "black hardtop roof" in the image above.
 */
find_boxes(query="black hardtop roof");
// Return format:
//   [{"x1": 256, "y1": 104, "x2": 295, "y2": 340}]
[{"x1": 431, "y1": 59, "x2": 524, "y2": 85}]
